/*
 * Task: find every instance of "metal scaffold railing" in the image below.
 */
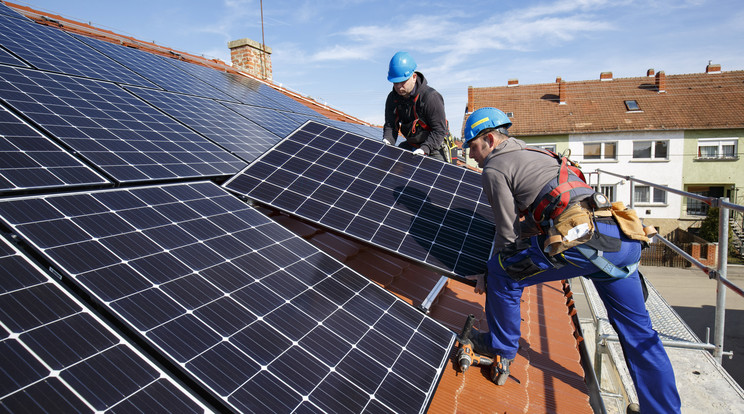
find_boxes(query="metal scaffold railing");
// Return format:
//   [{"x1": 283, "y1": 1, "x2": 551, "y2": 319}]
[{"x1": 593, "y1": 168, "x2": 744, "y2": 363}]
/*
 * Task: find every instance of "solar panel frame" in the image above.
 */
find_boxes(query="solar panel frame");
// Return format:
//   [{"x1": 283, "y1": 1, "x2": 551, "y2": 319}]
[
  {"x1": 126, "y1": 86, "x2": 281, "y2": 163},
  {"x1": 0, "y1": 236, "x2": 210, "y2": 413},
  {"x1": 0, "y1": 65, "x2": 246, "y2": 183},
  {"x1": 224, "y1": 121, "x2": 495, "y2": 279},
  {"x1": 0, "y1": 13, "x2": 157, "y2": 87},
  {"x1": 0, "y1": 181, "x2": 455, "y2": 414}
]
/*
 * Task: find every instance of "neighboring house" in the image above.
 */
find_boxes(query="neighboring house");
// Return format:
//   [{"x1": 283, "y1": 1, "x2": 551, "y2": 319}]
[{"x1": 463, "y1": 66, "x2": 744, "y2": 235}]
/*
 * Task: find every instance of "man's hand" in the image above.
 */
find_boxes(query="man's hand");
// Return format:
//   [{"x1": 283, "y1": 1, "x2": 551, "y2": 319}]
[
  {"x1": 383, "y1": 139, "x2": 391, "y2": 146},
  {"x1": 465, "y1": 273, "x2": 486, "y2": 294},
  {"x1": 413, "y1": 148, "x2": 425, "y2": 156}
]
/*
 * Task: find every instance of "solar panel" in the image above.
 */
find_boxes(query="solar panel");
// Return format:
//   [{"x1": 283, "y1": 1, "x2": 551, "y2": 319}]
[
  {"x1": 0, "y1": 2, "x2": 30, "y2": 20},
  {"x1": 0, "y1": 65, "x2": 246, "y2": 183},
  {"x1": 0, "y1": 236, "x2": 209, "y2": 413},
  {"x1": 0, "y1": 13, "x2": 157, "y2": 87},
  {"x1": 223, "y1": 101, "x2": 304, "y2": 138},
  {"x1": 73, "y1": 33, "x2": 237, "y2": 102},
  {"x1": 0, "y1": 181, "x2": 454, "y2": 414},
  {"x1": 126, "y1": 86, "x2": 281, "y2": 163},
  {"x1": 0, "y1": 46, "x2": 28, "y2": 67},
  {"x1": 224, "y1": 121, "x2": 495, "y2": 279},
  {"x1": 0, "y1": 105, "x2": 109, "y2": 193}
]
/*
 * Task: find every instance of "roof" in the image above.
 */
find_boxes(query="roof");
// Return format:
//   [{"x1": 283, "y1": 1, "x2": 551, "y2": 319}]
[
  {"x1": 464, "y1": 68, "x2": 744, "y2": 137},
  {"x1": 1, "y1": 2, "x2": 593, "y2": 412}
]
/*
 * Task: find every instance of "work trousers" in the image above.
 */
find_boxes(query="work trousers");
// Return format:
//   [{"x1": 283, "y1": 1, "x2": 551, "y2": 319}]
[{"x1": 485, "y1": 221, "x2": 681, "y2": 413}]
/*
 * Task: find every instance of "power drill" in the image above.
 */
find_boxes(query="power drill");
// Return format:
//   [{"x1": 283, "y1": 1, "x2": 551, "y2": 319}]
[{"x1": 456, "y1": 314, "x2": 494, "y2": 372}]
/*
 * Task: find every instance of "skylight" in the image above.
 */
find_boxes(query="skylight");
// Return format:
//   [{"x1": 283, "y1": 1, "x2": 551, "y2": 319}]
[{"x1": 625, "y1": 100, "x2": 641, "y2": 111}]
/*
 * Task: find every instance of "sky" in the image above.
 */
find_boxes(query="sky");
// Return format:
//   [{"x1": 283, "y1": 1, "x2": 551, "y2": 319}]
[{"x1": 15, "y1": 0, "x2": 744, "y2": 138}]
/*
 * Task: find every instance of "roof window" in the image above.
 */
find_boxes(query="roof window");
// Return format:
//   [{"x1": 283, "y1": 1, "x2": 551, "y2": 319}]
[{"x1": 624, "y1": 100, "x2": 641, "y2": 112}]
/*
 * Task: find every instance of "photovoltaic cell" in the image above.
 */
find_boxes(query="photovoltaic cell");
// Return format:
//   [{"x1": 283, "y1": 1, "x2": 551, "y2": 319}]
[
  {"x1": 0, "y1": 2, "x2": 26, "y2": 19},
  {"x1": 0, "y1": 46, "x2": 27, "y2": 67},
  {"x1": 0, "y1": 13, "x2": 156, "y2": 87},
  {"x1": 73, "y1": 33, "x2": 237, "y2": 102},
  {"x1": 223, "y1": 101, "x2": 304, "y2": 138},
  {"x1": 224, "y1": 121, "x2": 495, "y2": 278},
  {"x1": 0, "y1": 181, "x2": 454, "y2": 414},
  {"x1": 127, "y1": 86, "x2": 281, "y2": 163},
  {"x1": 0, "y1": 105, "x2": 109, "y2": 193},
  {"x1": 0, "y1": 65, "x2": 246, "y2": 183},
  {"x1": 0, "y1": 236, "x2": 209, "y2": 413}
]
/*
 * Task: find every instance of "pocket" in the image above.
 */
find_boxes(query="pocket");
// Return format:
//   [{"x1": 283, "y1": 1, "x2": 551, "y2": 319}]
[{"x1": 490, "y1": 237, "x2": 555, "y2": 281}]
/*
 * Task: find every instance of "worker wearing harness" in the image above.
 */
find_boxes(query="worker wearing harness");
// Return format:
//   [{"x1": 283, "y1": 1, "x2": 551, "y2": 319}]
[
  {"x1": 463, "y1": 107, "x2": 681, "y2": 413},
  {"x1": 383, "y1": 51, "x2": 452, "y2": 162}
]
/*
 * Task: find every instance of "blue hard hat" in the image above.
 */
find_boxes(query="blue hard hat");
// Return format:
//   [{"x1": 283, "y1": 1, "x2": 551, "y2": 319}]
[
  {"x1": 463, "y1": 107, "x2": 512, "y2": 143},
  {"x1": 387, "y1": 51, "x2": 417, "y2": 83}
]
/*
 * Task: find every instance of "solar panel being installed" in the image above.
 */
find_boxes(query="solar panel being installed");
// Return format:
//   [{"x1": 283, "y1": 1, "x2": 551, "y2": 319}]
[
  {"x1": 126, "y1": 86, "x2": 281, "y2": 163},
  {"x1": 0, "y1": 236, "x2": 209, "y2": 413},
  {"x1": 224, "y1": 121, "x2": 495, "y2": 279},
  {"x1": 0, "y1": 65, "x2": 246, "y2": 183},
  {"x1": 0, "y1": 181, "x2": 454, "y2": 413},
  {"x1": 0, "y1": 105, "x2": 109, "y2": 193},
  {"x1": 0, "y1": 11, "x2": 157, "y2": 87}
]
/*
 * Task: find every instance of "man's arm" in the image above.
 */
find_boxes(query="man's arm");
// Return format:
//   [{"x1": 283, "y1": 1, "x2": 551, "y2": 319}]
[
  {"x1": 418, "y1": 89, "x2": 448, "y2": 155},
  {"x1": 382, "y1": 92, "x2": 400, "y2": 145},
  {"x1": 482, "y1": 168, "x2": 521, "y2": 252}
]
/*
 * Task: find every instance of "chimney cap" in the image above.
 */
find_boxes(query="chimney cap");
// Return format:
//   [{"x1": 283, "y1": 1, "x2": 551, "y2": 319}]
[{"x1": 600, "y1": 71, "x2": 613, "y2": 81}]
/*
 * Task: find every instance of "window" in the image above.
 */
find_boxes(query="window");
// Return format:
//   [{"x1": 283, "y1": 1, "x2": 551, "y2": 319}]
[
  {"x1": 632, "y1": 140, "x2": 668, "y2": 159},
  {"x1": 583, "y1": 142, "x2": 617, "y2": 160},
  {"x1": 697, "y1": 138, "x2": 738, "y2": 160},
  {"x1": 624, "y1": 100, "x2": 641, "y2": 111},
  {"x1": 534, "y1": 144, "x2": 556, "y2": 152},
  {"x1": 634, "y1": 185, "x2": 666, "y2": 204}
]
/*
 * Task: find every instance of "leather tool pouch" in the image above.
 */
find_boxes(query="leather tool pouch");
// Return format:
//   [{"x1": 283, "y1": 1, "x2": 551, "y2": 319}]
[
  {"x1": 544, "y1": 203, "x2": 595, "y2": 256},
  {"x1": 491, "y1": 237, "x2": 560, "y2": 281},
  {"x1": 609, "y1": 202, "x2": 651, "y2": 243}
]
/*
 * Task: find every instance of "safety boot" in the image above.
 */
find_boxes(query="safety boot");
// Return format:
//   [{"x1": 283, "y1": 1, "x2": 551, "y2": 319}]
[{"x1": 490, "y1": 355, "x2": 513, "y2": 386}]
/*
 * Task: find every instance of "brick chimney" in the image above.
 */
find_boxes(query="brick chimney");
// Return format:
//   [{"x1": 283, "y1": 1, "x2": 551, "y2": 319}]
[
  {"x1": 706, "y1": 61, "x2": 721, "y2": 74},
  {"x1": 228, "y1": 38, "x2": 273, "y2": 81},
  {"x1": 655, "y1": 70, "x2": 666, "y2": 93},
  {"x1": 600, "y1": 71, "x2": 613, "y2": 81},
  {"x1": 507, "y1": 78, "x2": 519, "y2": 87},
  {"x1": 647, "y1": 68, "x2": 655, "y2": 77},
  {"x1": 558, "y1": 79, "x2": 567, "y2": 105}
]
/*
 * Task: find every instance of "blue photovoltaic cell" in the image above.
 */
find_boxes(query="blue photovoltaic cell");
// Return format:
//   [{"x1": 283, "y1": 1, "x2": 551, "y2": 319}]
[
  {"x1": 0, "y1": 13, "x2": 156, "y2": 87},
  {"x1": 127, "y1": 86, "x2": 281, "y2": 163},
  {"x1": 0, "y1": 65, "x2": 246, "y2": 183},
  {"x1": 0, "y1": 237, "x2": 208, "y2": 413},
  {"x1": 0, "y1": 46, "x2": 27, "y2": 67},
  {"x1": 0, "y1": 181, "x2": 454, "y2": 414},
  {"x1": 223, "y1": 101, "x2": 304, "y2": 138},
  {"x1": 0, "y1": 105, "x2": 109, "y2": 193},
  {"x1": 0, "y1": 2, "x2": 26, "y2": 19},
  {"x1": 224, "y1": 121, "x2": 495, "y2": 278},
  {"x1": 73, "y1": 33, "x2": 237, "y2": 102}
]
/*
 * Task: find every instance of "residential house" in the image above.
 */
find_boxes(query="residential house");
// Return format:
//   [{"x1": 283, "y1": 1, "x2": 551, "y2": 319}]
[{"x1": 463, "y1": 66, "x2": 744, "y2": 236}]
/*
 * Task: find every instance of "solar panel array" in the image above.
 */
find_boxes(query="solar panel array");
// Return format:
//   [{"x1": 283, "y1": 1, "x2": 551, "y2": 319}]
[
  {"x1": 0, "y1": 236, "x2": 209, "y2": 413},
  {"x1": 0, "y1": 182, "x2": 454, "y2": 413},
  {"x1": 0, "y1": 3, "x2": 475, "y2": 412},
  {"x1": 225, "y1": 121, "x2": 495, "y2": 278}
]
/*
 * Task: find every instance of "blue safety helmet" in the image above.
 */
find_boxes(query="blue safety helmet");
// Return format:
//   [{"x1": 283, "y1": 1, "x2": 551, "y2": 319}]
[
  {"x1": 463, "y1": 107, "x2": 512, "y2": 143},
  {"x1": 387, "y1": 51, "x2": 417, "y2": 83}
]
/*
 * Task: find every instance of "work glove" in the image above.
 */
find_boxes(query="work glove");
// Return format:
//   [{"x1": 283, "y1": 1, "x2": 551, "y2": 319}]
[
  {"x1": 383, "y1": 139, "x2": 391, "y2": 145},
  {"x1": 465, "y1": 273, "x2": 486, "y2": 295},
  {"x1": 413, "y1": 148, "x2": 425, "y2": 156}
]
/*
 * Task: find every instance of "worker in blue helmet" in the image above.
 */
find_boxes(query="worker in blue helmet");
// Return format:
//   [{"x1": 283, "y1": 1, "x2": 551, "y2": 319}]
[
  {"x1": 383, "y1": 51, "x2": 451, "y2": 161},
  {"x1": 462, "y1": 107, "x2": 681, "y2": 413}
]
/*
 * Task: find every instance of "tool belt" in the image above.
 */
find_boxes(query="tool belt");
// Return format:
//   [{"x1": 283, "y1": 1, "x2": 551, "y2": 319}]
[{"x1": 543, "y1": 199, "x2": 657, "y2": 256}]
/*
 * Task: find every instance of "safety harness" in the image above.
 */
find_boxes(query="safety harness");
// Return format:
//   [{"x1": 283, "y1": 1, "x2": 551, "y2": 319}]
[
  {"x1": 394, "y1": 93, "x2": 454, "y2": 162},
  {"x1": 523, "y1": 147, "x2": 595, "y2": 232}
]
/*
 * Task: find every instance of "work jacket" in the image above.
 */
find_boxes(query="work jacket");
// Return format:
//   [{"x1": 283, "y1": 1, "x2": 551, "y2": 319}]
[{"x1": 383, "y1": 72, "x2": 447, "y2": 155}]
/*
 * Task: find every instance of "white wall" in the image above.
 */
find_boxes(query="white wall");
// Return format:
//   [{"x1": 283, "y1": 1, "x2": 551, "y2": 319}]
[{"x1": 568, "y1": 131, "x2": 685, "y2": 220}]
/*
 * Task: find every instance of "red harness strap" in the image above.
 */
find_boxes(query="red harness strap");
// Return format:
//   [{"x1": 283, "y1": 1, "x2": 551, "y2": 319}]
[{"x1": 527, "y1": 149, "x2": 593, "y2": 223}]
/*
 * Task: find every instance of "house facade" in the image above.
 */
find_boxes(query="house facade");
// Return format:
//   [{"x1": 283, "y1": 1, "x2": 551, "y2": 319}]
[{"x1": 462, "y1": 65, "x2": 744, "y2": 236}]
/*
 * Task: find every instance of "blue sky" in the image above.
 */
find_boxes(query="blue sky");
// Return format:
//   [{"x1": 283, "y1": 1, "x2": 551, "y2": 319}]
[{"x1": 16, "y1": 0, "x2": 744, "y2": 137}]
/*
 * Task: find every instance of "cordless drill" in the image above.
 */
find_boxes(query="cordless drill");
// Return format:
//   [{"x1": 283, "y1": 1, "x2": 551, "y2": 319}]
[{"x1": 456, "y1": 314, "x2": 493, "y2": 372}]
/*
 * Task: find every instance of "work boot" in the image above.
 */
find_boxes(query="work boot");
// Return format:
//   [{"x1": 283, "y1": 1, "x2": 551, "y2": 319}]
[
  {"x1": 490, "y1": 355, "x2": 513, "y2": 386},
  {"x1": 467, "y1": 330, "x2": 494, "y2": 357}
]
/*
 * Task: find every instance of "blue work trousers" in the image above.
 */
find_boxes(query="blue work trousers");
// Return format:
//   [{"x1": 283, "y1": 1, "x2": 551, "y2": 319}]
[{"x1": 485, "y1": 221, "x2": 681, "y2": 413}]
